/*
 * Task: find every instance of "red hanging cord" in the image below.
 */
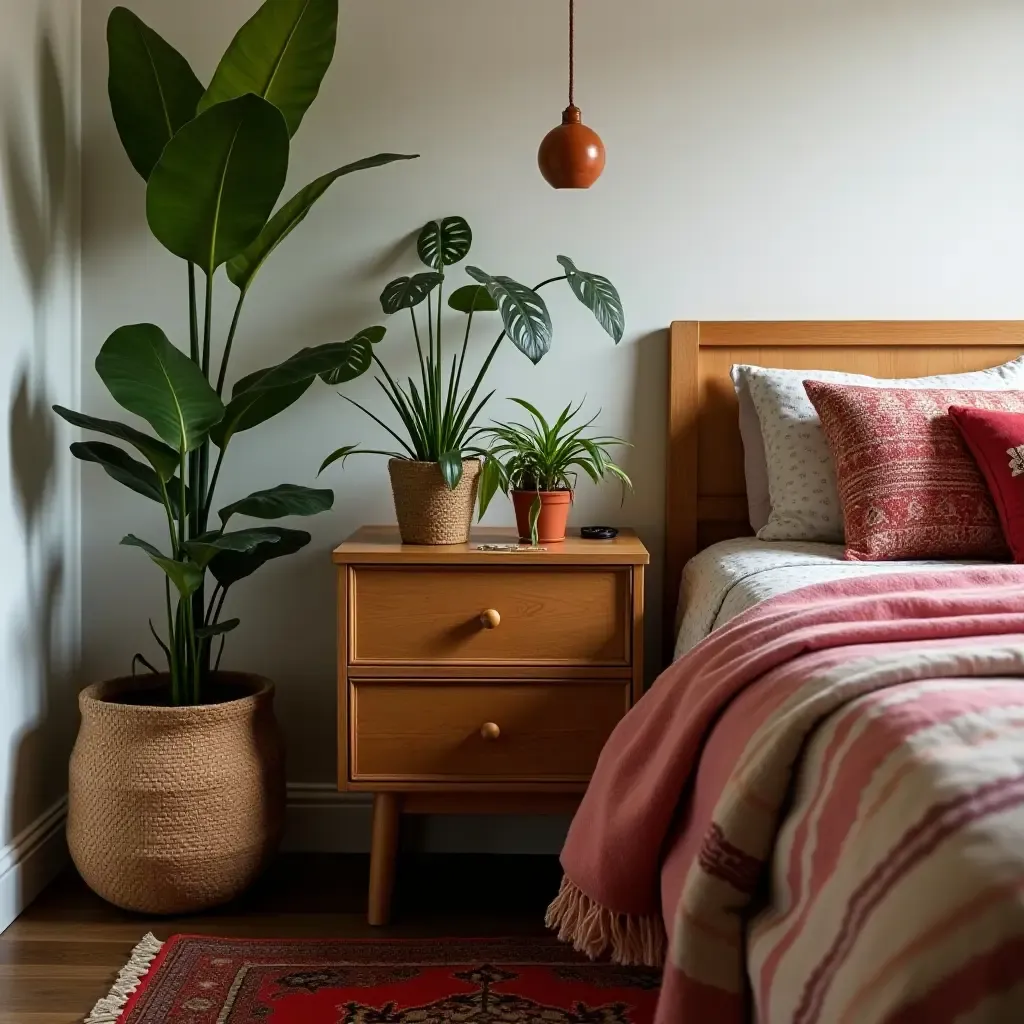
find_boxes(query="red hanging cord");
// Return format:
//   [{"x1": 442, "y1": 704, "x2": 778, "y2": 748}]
[{"x1": 568, "y1": 0, "x2": 575, "y2": 107}]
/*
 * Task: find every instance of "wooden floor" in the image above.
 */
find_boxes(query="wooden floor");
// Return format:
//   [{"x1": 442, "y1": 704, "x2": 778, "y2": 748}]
[{"x1": 0, "y1": 852, "x2": 561, "y2": 1023}]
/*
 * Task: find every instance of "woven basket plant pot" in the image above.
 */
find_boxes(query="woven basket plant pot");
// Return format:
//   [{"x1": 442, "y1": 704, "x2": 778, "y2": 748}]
[
  {"x1": 67, "y1": 672, "x2": 284, "y2": 914},
  {"x1": 388, "y1": 458, "x2": 481, "y2": 545}
]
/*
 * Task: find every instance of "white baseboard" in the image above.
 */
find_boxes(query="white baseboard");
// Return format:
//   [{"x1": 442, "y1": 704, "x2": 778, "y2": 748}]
[
  {"x1": 0, "y1": 796, "x2": 68, "y2": 935},
  {"x1": 284, "y1": 783, "x2": 569, "y2": 855}
]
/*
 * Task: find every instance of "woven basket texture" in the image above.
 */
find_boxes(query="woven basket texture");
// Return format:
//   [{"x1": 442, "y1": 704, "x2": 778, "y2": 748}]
[
  {"x1": 388, "y1": 458, "x2": 481, "y2": 544},
  {"x1": 67, "y1": 672, "x2": 284, "y2": 914}
]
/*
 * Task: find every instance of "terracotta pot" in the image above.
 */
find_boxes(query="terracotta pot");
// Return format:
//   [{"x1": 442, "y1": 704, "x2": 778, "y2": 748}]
[
  {"x1": 512, "y1": 489, "x2": 573, "y2": 543},
  {"x1": 388, "y1": 458, "x2": 481, "y2": 545},
  {"x1": 67, "y1": 672, "x2": 284, "y2": 914}
]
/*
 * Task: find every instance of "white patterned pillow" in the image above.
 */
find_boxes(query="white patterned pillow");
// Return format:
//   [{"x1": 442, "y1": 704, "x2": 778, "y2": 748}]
[{"x1": 736, "y1": 357, "x2": 1024, "y2": 542}]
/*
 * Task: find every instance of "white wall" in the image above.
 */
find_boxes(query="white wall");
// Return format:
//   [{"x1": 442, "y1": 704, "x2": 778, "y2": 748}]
[
  {"x1": 0, "y1": 0, "x2": 80, "y2": 929},
  {"x1": 79, "y1": 0, "x2": 1024, "y2": 841}
]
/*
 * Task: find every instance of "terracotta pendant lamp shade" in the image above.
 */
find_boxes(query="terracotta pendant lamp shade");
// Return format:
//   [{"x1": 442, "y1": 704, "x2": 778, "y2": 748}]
[
  {"x1": 538, "y1": 1, "x2": 605, "y2": 189},
  {"x1": 539, "y1": 106, "x2": 605, "y2": 190}
]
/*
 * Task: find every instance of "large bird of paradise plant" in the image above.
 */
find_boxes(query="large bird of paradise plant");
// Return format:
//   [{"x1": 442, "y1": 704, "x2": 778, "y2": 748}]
[{"x1": 55, "y1": 1, "x2": 416, "y2": 705}]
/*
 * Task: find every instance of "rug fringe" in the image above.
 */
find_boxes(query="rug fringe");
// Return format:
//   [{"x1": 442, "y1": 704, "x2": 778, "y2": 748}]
[
  {"x1": 545, "y1": 875, "x2": 665, "y2": 968},
  {"x1": 84, "y1": 932, "x2": 164, "y2": 1024}
]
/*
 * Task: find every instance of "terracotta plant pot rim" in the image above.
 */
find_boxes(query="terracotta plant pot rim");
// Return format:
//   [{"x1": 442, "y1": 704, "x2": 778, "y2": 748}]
[
  {"x1": 511, "y1": 489, "x2": 574, "y2": 500},
  {"x1": 79, "y1": 672, "x2": 273, "y2": 716}
]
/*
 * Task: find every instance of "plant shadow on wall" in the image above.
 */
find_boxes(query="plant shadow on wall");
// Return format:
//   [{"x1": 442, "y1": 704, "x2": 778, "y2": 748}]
[
  {"x1": 318, "y1": 217, "x2": 626, "y2": 545},
  {"x1": 4, "y1": 21, "x2": 75, "y2": 865},
  {"x1": 57, "y1": 1, "x2": 418, "y2": 915}
]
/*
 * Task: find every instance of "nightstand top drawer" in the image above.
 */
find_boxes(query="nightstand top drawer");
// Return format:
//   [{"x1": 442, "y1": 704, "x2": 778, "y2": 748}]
[
  {"x1": 348, "y1": 565, "x2": 631, "y2": 667},
  {"x1": 350, "y1": 680, "x2": 629, "y2": 784},
  {"x1": 333, "y1": 526, "x2": 649, "y2": 566}
]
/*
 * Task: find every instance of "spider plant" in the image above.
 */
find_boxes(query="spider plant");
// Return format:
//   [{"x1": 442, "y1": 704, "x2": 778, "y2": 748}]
[
  {"x1": 478, "y1": 399, "x2": 632, "y2": 544},
  {"x1": 318, "y1": 216, "x2": 625, "y2": 489}
]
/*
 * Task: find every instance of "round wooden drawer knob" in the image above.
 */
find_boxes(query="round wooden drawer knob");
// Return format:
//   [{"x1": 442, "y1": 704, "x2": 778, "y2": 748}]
[
  {"x1": 480, "y1": 722, "x2": 501, "y2": 741},
  {"x1": 480, "y1": 608, "x2": 501, "y2": 630}
]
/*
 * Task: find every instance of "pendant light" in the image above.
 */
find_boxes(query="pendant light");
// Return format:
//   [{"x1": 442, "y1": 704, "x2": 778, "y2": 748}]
[{"x1": 538, "y1": 0, "x2": 606, "y2": 189}]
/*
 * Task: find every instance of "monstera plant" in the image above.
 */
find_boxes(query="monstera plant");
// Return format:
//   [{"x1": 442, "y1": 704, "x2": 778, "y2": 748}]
[
  {"x1": 59, "y1": 2, "x2": 416, "y2": 914},
  {"x1": 319, "y1": 215, "x2": 624, "y2": 545}
]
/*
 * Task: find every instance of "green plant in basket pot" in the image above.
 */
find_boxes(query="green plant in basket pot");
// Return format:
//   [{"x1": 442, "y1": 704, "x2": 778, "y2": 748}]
[
  {"x1": 57, "y1": 1, "x2": 415, "y2": 915},
  {"x1": 479, "y1": 399, "x2": 632, "y2": 545},
  {"x1": 319, "y1": 215, "x2": 626, "y2": 544}
]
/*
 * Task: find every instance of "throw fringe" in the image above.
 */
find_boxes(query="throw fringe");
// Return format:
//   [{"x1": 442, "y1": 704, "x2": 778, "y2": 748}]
[
  {"x1": 84, "y1": 932, "x2": 164, "y2": 1024},
  {"x1": 545, "y1": 875, "x2": 665, "y2": 968}
]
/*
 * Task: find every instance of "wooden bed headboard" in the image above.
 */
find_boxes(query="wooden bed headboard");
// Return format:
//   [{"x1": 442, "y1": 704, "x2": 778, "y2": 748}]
[{"x1": 663, "y1": 320, "x2": 1024, "y2": 648}]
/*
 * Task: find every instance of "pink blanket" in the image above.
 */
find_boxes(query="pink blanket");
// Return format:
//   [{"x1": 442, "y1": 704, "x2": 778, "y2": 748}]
[{"x1": 547, "y1": 568, "x2": 1024, "y2": 1023}]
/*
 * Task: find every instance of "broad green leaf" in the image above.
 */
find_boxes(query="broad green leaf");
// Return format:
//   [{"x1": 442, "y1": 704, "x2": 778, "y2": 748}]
[
  {"x1": 557, "y1": 256, "x2": 625, "y2": 344},
  {"x1": 155, "y1": 558, "x2": 204, "y2": 598},
  {"x1": 213, "y1": 334, "x2": 380, "y2": 447},
  {"x1": 71, "y1": 441, "x2": 187, "y2": 514},
  {"x1": 466, "y1": 268, "x2": 552, "y2": 364},
  {"x1": 319, "y1": 327, "x2": 383, "y2": 385},
  {"x1": 184, "y1": 527, "x2": 282, "y2": 568},
  {"x1": 211, "y1": 378, "x2": 311, "y2": 449},
  {"x1": 196, "y1": 619, "x2": 240, "y2": 639},
  {"x1": 318, "y1": 445, "x2": 361, "y2": 475},
  {"x1": 147, "y1": 94, "x2": 289, "y2": 273},
  {"x1": 95, "y1": 324, "x2": 224, "y2": 453},
  {"x1": 477, "y1": 457, "x2": 502, "y2": 518},
  {"x1": 199, "y1": 0, "x2": 339, "y2": 136},
  {"x1": 120, "y1": 534, "x2": 166, "y2": 559},
  {"x1": 438, "y1": 451, "x2": 464, "y2": 490},
  {"x1": 219, "y1": 484, "x2": 334, "y2": 524},
  {"x1": 121, "y1": 535, "x2": 203, "y2": 597},
  {"x1": 380, "y1": 273, "x2": 442, "y2": 315},
  {"x1": 209, "y1": 527, "x2": 311, "y2": 588},
  {"x1": 417, "y1": 217, "x2": 472, "y2": 270},
  {"x1": 53, "y1": 406, "x2": 179, "y2": 480},
  {"x1": 227, "y1": 155, "x2": 418, "y2": 293},
  {"x1": 106, "y1": 7, "x2": 204, "y2": 181},
  {"x1": 448, "y1": 284, "x2": 498, "y2": 314},
  {"x1": 236, "y1": 338, "x2": 377, "y2": 393}
]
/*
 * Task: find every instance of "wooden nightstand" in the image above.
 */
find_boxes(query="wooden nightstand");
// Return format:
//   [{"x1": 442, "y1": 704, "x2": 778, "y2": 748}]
[{"x1": 333, "y1": 525, "x2": 649, "y2": 924}]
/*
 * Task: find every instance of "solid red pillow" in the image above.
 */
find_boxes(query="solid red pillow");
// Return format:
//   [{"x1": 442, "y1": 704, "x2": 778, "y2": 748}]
[
  {"x1": 803, "y1": 382, "x2": 1024, "y2": 561},
  {"x1": 948, "y1": 405, "x2": 1024, "y2": 563}
]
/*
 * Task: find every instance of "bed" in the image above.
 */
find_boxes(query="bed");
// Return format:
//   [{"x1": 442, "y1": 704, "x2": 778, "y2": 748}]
[
  {"x1": 663, "y1": 319, "x2": 1024, "y2": 653},
  {"x1": 674, "y1": 537, "x2": 985, "y2": 658},
  {"x1": 549, "y1": 321, "x2": 1024, "y2": 1024}
]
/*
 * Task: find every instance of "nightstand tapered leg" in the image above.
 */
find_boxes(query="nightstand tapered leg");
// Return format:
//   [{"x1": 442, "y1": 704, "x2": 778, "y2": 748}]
[{"x1": 368, "y1": 792, "x2": 401, "y2": 925}]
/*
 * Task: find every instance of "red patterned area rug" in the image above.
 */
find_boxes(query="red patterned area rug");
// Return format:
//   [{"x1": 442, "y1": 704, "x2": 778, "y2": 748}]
[{"x1": 87, "y1": 934, "x2": 661, "y2": 1023}]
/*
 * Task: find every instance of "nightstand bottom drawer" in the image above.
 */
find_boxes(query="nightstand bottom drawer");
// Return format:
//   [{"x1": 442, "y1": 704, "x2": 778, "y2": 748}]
[{"x1": 350, "y1": 681, "x2": 629, "y2": 783}]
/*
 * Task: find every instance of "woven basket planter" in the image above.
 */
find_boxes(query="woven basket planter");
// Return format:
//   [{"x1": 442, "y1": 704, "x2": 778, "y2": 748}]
[
  {"x1": 67, "y1": 672, "x2": 284, "y2": 914},
  {"x1": 388, "y1": 458, "x2": 481, "y2": 545}
]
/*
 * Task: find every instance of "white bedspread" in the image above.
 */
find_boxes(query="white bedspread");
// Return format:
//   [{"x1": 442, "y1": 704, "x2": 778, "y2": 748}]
[{"x1": 674, "y1": 538, "x2": 984, "y2": 658}]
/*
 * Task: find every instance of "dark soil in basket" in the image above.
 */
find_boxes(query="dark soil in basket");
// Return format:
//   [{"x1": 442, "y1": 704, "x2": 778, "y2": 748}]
[{"x1": 104, "y1": 678, "x2": 258, "y2": 708}]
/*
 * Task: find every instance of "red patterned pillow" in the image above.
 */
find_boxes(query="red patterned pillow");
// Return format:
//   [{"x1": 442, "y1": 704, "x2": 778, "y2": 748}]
[
  {"x1": 948, "y1": 406, "x2": 1024, "y2": 563},
  {"x1": 803, "y1": 382, "x2": 1024, "y2": 561}
]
